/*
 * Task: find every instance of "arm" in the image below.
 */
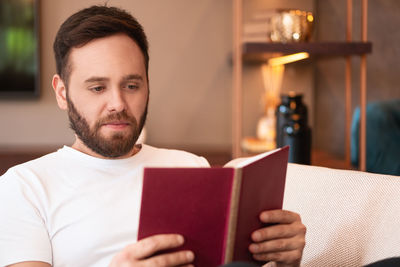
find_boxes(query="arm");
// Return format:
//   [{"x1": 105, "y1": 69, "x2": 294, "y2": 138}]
[
  {"x1": 7, "y1": 235, "x2": 193, "y2": 267},
  {"x1": 249, "y1": 210, "x2": 306, "y2": 267},
  {"x1": 109, "y1": 234, "x2": 194, "y2": 267}
]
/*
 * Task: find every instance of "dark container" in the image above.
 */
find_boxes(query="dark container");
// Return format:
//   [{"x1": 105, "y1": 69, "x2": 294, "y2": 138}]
[{"x1": 276, "y1": 93, "x2": 311, "y2": 164}]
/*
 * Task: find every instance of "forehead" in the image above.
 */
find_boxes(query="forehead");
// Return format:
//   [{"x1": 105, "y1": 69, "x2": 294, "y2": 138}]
[{"x1": 68, "y1": 34, "x2": 147, "y2": 80}]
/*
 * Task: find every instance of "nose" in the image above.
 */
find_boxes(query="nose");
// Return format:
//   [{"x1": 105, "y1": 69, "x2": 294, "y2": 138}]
[{"x1": 107, "y1": 88, "x2": 126, "y2": 113}]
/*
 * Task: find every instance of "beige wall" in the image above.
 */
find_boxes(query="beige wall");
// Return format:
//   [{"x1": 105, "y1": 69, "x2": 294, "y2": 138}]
[{"x1": 0, "y1": 0, "x2": 233, "y2": 151}]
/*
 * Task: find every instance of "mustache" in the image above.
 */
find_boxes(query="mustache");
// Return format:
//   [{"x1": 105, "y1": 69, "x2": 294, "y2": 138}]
[{"x1": 96, "y1": 111, "x2": 137, "y2": 126}]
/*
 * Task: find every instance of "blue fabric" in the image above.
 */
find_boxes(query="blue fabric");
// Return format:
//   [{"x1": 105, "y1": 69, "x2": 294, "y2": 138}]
[{"x1": 351, "y1": 99, "x2": 400, "y2": 175}]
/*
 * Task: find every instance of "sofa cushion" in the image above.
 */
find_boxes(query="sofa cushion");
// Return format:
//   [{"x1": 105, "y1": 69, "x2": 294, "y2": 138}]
[{"x1": 283, "y1": 163, "x2": 400, "y2": 267}]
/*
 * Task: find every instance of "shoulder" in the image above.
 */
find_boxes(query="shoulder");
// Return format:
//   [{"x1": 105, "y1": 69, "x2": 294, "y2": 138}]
[
  {"x1": 0, "y1": 149, "x2": 65, "y2": 203},
  {"x1": 1, "y1": 150, "x2": 60, "y2": 182},
  {"x1": 140, "y1": 144, "x2": 210, "y2": 167}
]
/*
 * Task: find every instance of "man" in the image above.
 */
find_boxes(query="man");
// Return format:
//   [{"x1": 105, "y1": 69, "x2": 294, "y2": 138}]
[{"x1": 0, "y1": 6, "x2": 306, "y2": 267}]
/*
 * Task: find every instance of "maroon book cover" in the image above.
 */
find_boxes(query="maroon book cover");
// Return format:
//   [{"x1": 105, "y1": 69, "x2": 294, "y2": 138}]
[
  {"x1": 138, "y1": 146, "x2": 289, "y2": 267},
  {"x1": 232, "y1": 146, "x2": 289, "y2": 262},
  {"x1": 138, "y1": 168, "x2": 235, "y2": 266}
]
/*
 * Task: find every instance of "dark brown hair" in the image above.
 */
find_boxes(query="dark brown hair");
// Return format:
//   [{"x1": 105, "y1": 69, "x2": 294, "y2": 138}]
[{"x1": 53, "y1": 5, "x2": 149, "y2": 85}]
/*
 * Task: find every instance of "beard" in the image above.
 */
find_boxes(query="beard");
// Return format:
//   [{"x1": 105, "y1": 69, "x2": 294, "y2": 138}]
[{"x1": 66, "y1": 95, "x2": 148, "y2": 158}]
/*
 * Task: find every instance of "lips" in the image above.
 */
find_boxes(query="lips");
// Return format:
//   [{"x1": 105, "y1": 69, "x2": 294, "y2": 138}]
[
  {"x1": 104, "y1": 121, "x2": 130, "y2": 126},
  {"x1": 102, "y1": 121, "x2": 131, "y2": 129}
]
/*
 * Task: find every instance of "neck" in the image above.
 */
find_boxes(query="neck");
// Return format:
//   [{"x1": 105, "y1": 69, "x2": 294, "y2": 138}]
[{"x1": 71, "y1": 138, "x2": 141, "y2": 159}]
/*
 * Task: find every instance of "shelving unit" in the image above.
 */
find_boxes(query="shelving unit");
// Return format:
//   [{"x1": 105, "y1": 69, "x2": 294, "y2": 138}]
[
  {"x1": 243, "y1": 42, "x2": 372, "y2": 57},
  {"x1": 232, "y1": 0, "x2": 371, "y2": 170}
]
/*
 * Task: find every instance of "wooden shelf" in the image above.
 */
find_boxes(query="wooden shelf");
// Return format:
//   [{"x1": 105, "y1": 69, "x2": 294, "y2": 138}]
[
  {"x1": 233, "y1": 0, "x2": 370, "y2": 171},
  {"x1": 242, "y1": 41, "x2": 372, "y2": 62}
]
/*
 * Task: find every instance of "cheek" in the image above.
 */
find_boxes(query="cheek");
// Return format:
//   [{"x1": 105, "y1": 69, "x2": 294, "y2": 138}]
[
  {"x1": 67, "y1": 95, "x2": 101, "y2": 126},
  {"x1": 77, "y1": 104, "x2": 103, "y2": 127},
  {"x1": 129, "y1": 92, "x2": 148, "y2": 115}
]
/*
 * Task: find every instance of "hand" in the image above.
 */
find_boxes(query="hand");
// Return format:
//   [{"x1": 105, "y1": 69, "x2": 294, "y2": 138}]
[
  {"x1": 109, "y1": 234, "x2": 195, "y2": 267},
  {"x1": 249, "y1": 210, "x2": 306, "y2": 267}
]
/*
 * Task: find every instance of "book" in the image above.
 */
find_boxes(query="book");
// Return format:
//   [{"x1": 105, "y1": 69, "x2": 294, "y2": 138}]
[{"x1": 138, "y1": 146, "x2": 289, "y2": 267}]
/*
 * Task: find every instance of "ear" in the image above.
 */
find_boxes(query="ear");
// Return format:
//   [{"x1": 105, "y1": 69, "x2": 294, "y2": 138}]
[{"x1": 52, "y1": 74, "x2": 68, "y2": 110}]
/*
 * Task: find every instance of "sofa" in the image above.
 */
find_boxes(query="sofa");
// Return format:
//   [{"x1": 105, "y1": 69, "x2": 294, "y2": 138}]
[{"x1": 283, "y1": 163, "x2": 400, "y2": 266}]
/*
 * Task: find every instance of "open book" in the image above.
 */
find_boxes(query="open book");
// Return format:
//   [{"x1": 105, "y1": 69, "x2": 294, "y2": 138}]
[{"x1": 138, "y1": 146, "x2": 289, "y2": 267}]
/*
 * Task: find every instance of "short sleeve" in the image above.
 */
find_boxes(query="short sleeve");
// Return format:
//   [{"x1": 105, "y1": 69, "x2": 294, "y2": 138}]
[
  {"x1": 197, "y1": 156, "x2": 211, "y2": 167},
  {"x1": 0, "y1": 169, "x2": 52, "y2": 266}
]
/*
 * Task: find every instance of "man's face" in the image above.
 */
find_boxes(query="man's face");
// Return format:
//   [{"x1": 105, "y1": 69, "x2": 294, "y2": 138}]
[{"x1": 63, "y1": 34, "x2": 149, "y2": 158}]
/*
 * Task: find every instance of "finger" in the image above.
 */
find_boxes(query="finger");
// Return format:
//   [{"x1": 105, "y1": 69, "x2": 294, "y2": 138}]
[
  {"x1": 252, "y1": 221, "x2": 306, "y2": 242},
  {"x1": 249, "y1": 236, "x2": 305, "y2": 254},
  {"x1": 259, "y1": 210, "x2": 301, "y2": 224},
  {"x1": 128, "y1": 234, "x2": 185, "y2": 259},
  {"x1": 253, "y1": 249, "x2": 302, "y2": 265},
  {"x1": 262, "y1": 262, "x2": 277, "y2": 267},
  {"x1": 141, "y1": 250, "x2": 195, "y2": 267}
]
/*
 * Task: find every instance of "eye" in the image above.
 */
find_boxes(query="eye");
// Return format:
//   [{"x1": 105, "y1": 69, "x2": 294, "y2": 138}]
[
  {"x1": 126, "y1": 84, "x2": 139, "y2": 90},
  {"x1": 90, "y1": 86, "x2": 105, "y2": 92}
]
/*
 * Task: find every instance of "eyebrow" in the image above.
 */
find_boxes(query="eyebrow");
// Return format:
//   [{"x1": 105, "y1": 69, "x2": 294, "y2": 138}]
[
  {"x1": 84, "y1": 74, "x2": 143, "y2": 84},
  {"x1": 122, "y1": 74, "x2": 143, "y2": 81},
  {"x1": 84, "y1": 77, "x2": 109, "y2": 83}
]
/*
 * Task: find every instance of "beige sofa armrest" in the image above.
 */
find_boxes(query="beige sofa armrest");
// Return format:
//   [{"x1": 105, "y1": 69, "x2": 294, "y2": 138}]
[{"x1": 283, "y1": 163, "x2": 400, "y2": 267}]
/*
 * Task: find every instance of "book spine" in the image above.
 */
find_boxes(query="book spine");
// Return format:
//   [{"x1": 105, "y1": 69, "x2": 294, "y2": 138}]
[{"x1": 224, "y1": 168, "x2": 243, "y2": 263}]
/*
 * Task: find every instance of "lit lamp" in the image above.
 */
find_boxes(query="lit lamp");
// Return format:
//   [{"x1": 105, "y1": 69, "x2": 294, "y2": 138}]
[
  {"x1": 258, "y1": 52, "x2": 309, "y2": 145},
  {"x1": 243, "y1": 52, "x2": 309, "y2": 153}
]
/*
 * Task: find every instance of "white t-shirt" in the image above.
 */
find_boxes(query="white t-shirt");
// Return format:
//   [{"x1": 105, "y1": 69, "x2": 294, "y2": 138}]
[{"x1": 0, "y1": 144, "x2": 209, "y2": 267}]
